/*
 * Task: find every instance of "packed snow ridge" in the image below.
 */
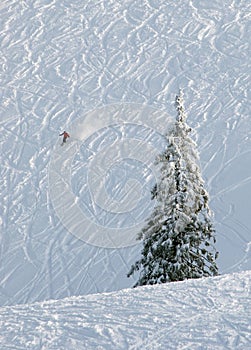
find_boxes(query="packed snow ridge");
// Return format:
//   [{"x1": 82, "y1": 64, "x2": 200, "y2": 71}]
[{"x1": 0, "y1": 271, "x2": 250, "y2": 349}]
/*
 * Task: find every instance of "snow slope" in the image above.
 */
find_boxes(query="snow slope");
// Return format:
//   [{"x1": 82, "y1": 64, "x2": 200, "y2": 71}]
[
  {"x1": 0, "y1": 0, "x2": 250, "y2": 306},
  {"x1": 0, "y1": 271, "x2": 250, "y2": 349}
]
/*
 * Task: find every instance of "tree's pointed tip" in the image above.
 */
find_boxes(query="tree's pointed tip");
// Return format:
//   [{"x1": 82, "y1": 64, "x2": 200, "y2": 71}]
[{"x1": 178, "y1": 88, "x2": 184, "y2": 97}]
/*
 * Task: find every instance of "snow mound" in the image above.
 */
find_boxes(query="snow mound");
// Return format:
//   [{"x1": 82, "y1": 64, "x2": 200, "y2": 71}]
[{"x1": 0, "y1": 271, "x2": 250, "y2": 349}]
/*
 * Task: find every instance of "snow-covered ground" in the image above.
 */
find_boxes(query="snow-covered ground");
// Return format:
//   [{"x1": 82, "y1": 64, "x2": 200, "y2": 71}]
[
  {"x1": 0, "y1": 0, "x2": 250, "y2": 308},
  {"x1": 0, "y1": 271, "x2": 250, "y2": 349}
]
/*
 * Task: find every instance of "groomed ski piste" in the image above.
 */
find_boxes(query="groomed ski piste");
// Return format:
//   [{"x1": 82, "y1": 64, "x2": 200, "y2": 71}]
[{"x1": 0, "y1": 0, "x2": 250, "y2": 348}]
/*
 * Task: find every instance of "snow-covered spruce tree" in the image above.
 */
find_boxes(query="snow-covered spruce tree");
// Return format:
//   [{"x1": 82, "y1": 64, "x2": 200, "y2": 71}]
[{"x1": 128, "y1": 91, "x2": 218, "y2": 286}]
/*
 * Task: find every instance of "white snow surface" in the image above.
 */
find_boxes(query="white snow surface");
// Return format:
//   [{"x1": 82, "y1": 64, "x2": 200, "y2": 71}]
[
  {"x1": 0, "y1": 0, "x2": 251, "y2": 307},
  {"x1": 0, "y1": 271, "x2": 250, "y2": 350}
]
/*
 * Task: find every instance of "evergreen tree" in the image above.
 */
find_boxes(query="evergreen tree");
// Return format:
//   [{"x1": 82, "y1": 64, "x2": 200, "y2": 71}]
[{"x1": 128, "y1": 91, "x2": 218, "y2": 286}]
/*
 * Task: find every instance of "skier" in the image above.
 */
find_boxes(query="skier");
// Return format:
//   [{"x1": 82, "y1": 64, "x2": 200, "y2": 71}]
[{"x1": 59, "y1": 131, "x2": 70, "y2": 144}]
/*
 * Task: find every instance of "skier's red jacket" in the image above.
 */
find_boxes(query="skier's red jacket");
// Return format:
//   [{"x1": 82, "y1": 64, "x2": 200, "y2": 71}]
[{"x1": 60, "y1": 131, "x2": 70, "y2": 139}]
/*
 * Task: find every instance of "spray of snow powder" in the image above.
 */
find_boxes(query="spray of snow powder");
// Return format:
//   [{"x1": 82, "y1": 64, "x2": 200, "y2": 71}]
[{"x1": 48, "y1": 103, "x2": 173, "y2": 248}]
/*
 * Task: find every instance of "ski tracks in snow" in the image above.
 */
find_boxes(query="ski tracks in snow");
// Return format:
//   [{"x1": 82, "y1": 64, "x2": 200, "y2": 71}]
[
  {"x1": 0, "y1": 271, "x2": 250, "y2": 350},
  {"x1": 0, "y1": 0, "x2": 250, "y2": 306}
]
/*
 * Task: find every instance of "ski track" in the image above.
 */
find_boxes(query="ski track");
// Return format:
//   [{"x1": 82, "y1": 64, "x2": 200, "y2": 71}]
[
  {"x1": 0, "y1": 0, "x2": 250, "y2": 306},
  {"x1": 0, "y1": 271, "x2": 250, "y2": 350}
]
